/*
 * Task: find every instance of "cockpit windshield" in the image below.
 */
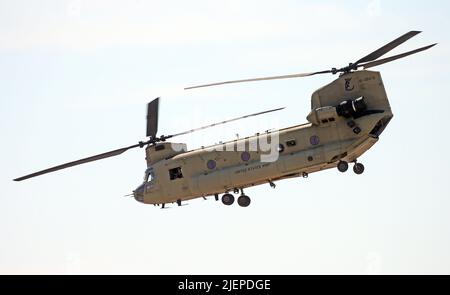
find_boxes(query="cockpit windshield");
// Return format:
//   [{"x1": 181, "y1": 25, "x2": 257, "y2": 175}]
[{"x1": 144, "y1": 167, "x2": 155, "y2": 183}]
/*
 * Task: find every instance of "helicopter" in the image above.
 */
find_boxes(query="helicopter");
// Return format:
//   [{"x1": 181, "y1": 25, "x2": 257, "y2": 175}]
[{"x1": 14, "y1": 31, "x2": 435, "y2": 208}]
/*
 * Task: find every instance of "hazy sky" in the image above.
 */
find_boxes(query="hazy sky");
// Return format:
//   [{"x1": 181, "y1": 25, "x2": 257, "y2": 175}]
[{"x1": 1, "y1": 0, "x2": 450, "y2": 274}]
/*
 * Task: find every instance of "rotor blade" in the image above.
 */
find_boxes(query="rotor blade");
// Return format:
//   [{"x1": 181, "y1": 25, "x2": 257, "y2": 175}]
[
  {"x1": 184, "y1": 70, "x2": 331, "y2": 90},
  {"x1": 13, "y1": 143, "x2": 142, "y2": 181},
  {"x1": 361, "y1": 43, "x2": 437, "y2": 70},
  {"x1": 168, "y1": 107, "x2": 285, "y2": 138},
  {"x1": 355, "y1": 31, "x2": 422, "y2": 65},
  {"x1": 146, "y1": 97, "x2": 159, "y2": 138}
]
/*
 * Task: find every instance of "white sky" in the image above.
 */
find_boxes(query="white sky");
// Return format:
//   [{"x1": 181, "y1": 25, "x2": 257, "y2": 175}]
[{"x1": 1, "y1": 0, "x2": 450, "y2": 274}]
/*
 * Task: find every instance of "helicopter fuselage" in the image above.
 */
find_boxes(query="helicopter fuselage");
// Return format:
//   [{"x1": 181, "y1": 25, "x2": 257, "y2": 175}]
[
  {"x1": 14, "y1": 31, "x2": 435, "y2": 208},
  {"x1": 135, "y1": 70, "x2": 393, "y2": 205}
]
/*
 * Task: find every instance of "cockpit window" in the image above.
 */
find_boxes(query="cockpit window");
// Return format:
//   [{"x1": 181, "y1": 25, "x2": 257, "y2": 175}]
[{"x1": 144, "y1": 168, "x2": 155, "y2": 183}]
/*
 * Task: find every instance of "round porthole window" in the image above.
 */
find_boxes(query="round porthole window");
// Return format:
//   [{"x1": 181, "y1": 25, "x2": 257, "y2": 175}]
[
  {"x1": 241, "y1": 151, "x2": 250, "y2": 162},
  {"x1": 277, "y1": 144, "x2": 285, "y2": 153},
  {"x1": 206, "y1": 159, "x2": 216, "y2": 169},
  {"x1": 310, "y1": 135, "x2": 320, "y2": 146}
]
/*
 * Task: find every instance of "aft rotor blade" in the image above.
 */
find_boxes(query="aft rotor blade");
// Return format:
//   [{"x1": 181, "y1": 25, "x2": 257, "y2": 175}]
[
  {"x1": 361, "y1": 43, "x2": 437, "y2": 69},
  {"x1": 13, "y1": 143, "x2": 142, "y2": 181},
  {"x1": 168, "y1": 107, "x2": 285, "y2": 138},
  {"x1": 355, "y1": 31, "x2": 422, "y2": 65},
  {"x1": 184, "y1": 70, "x2": 331, "y2": 90},
  {"x1": 146, "y1": 97, "x2": 159, "y2": 138}
]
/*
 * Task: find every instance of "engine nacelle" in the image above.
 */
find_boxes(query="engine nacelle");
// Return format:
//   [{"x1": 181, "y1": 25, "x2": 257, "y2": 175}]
[
  {"x1": 307, "y1": 97, "x2": 369, "y2": 125},
  {"x1": 335, "y1": 97, "x2": 367, "y2": 118}
]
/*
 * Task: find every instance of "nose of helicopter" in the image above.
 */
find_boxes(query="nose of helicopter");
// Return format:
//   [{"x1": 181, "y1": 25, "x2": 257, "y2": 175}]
[{"x1": 133, "y1": 184, "x2": 145, "y2": 202}]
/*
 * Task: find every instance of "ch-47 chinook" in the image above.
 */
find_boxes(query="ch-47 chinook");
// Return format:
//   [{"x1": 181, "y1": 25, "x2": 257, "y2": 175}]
[{"x1": 14, "y1": 31, "x2": 435, "y2": 208}]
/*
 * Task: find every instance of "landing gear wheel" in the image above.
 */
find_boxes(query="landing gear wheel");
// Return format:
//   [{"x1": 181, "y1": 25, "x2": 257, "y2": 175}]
[
  {"x1": 221, "y1": 193, "x2": 235, "y2": 206},
  {"x1": 337, "y1": 161, "x2": 349, "y2": 172},
  {"x1": 237, "y1": 195, "x2": 251, "y2": 207},
  {"x1": 353, "y1": 163, "x2": 365, "y2": 175}
]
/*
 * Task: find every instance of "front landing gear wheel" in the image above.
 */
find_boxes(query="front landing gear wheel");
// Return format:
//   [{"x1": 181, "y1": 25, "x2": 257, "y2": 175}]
[
  {"x1": 222, "y1": 193, "x2": 235, "y2": 206},
  {"x1": 237, "y1": 195, "x2": 251, "y2": 207},
  {"x1": 353, "y1": 163, "x2": 365, "y2": 175},
  {"x1": 337, "y1": 161, "x2": 349, "y2": 172}
]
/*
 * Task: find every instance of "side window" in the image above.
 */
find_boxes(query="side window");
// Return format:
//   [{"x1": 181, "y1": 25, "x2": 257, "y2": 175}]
[{"x1": 169, "y1": 167, "x2": 183, "y2": 180}]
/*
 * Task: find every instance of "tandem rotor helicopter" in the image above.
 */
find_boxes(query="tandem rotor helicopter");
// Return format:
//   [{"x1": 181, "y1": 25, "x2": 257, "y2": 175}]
[{"x1": 14, "y1": 31, "x2": 435, "y2": 208}]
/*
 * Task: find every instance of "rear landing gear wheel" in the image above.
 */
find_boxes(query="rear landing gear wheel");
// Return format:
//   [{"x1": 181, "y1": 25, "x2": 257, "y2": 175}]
[
  {"x1": 337, "y1": 161, "x2": 349, "y2": 172},
  {"x1": 237, "y1": 195, "x2": 251, "y2": 207},
  {"x1": 353, "y1": 163, "x2": 365, "y2": 175},
  {"x1": 222, "y1": 193, "x2": 235, "y2": 206}
]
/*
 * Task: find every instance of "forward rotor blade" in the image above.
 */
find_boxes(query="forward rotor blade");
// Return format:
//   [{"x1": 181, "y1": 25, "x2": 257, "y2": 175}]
[
  {"x1": 13, "y1": 143, "x2": 142, "y2": 181},
  {"x1": 146, "y1": 97, "x2": 159, "y2": 138},
  {"x1": 168, "y1": 107, "x2": 285, "y2": 138},
  {"x1": 355, "y1": 31, "x2": 422, "y2": 65},
  {"x1": 361, "y1": 43, "x2": 437, "y2": 70},
  {"x1": 184, "y1": 70, "x2": 331, "y2": 90}
]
